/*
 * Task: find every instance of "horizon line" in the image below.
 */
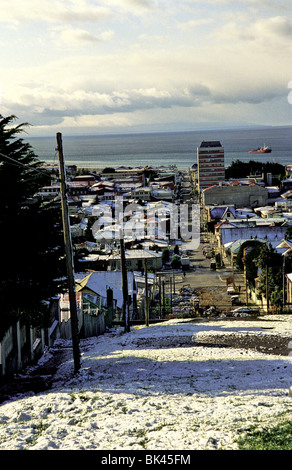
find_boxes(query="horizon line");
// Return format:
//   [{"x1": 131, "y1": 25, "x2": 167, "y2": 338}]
[{"x1": 25, "y1": 123, "x2": 292, "y2": 139}]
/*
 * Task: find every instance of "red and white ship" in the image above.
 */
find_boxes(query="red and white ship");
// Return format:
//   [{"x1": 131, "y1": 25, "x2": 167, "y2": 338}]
[{"x1": 248, "y1": 144, "x2": 272, "y2": 154}]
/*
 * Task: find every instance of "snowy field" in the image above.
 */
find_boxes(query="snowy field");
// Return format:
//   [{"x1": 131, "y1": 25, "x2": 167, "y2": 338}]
[{"x1": 0, "y1": 316, "x2": 292, "y2": 452}]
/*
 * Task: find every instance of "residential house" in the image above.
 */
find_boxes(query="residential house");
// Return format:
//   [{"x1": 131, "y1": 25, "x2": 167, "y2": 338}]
[
  {"x1": 75, "y1": 270, "x2": 137, "y2": 322},
  {"x1": 151, "y1": 174, "x2": 175, "y2": 190},
  {"x1": 77, "y1": 253, "x2": 109, "y2": 271},
  {"x1": 108, "y1": 248, "x2": 162, "y2": 271},
  {"x1": 133, "y1": 270, "x2": 156, "y2": 318},
  {"x1": 253, "y1": 206, "x2": 283, "y2": 218},
  {"x1": 286, "y1": 164, "x2": 292, "y2": 177},
  {"x1": 275, "y1": 239, "x2": 292, "y2": 256},
  {"x1": 208, "y1": 205, "x2": 236, "y2": 222},
  {"x1": 72, "y1": 174, "x2": 98, "y2": 186},
  {"x1": 281, "y1": 178, "x2": 292, "y2": 192},
  {"x1": 131, "y1": 187, "x2": 152, "y2": 201},
  {"x1": 266, "y1": 186, "x2": 281, "y2": 202},
  {"x1": 223, "y1": 238, "x2": 266, "y2": 266},
  {"x1": 151, "y1": 187, "x2": 173, "y2": 201},
  {"x1": 38, "y1": 181, "x2": 89, "y2": 199},
  {"x1": 91, "y1": 181, "x2": 118, "y2": 201},
  {"x1": 286, "y1": 273, "x2": 292, "y2": 306},
  {"x1": 99, "y1": 167, "x2": 149, "y2": 181}
]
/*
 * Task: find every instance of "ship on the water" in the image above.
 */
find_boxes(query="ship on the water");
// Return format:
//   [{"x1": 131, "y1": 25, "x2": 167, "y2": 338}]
[{"x1": 248, "y1": 144, "x2": 272, "y2": 154}]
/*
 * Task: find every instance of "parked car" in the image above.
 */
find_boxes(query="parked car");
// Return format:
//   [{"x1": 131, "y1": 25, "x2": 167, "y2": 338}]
[{"x1": 231, "y1": 307, "x2": 258, "y2": 315}]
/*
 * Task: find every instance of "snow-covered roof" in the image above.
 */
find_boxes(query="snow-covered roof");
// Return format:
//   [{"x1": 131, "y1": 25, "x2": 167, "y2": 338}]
[{"x1": 75, "y1": 271, "x2": 135, "y2": 309}]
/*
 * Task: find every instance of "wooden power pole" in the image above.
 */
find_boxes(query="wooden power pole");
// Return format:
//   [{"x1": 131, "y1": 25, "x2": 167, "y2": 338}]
[
  {"x1": 56, "y1": 132, "x2": 81, "y2": 373},
  {"x1": 120, "y1": 233, "x2": 130, "y2": 332},
  {"x1": 144, "y1": 259, "x2": 149, "y2": 327}
]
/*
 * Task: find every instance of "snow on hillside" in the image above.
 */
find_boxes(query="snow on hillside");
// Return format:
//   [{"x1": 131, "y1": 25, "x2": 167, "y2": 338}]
[{"x1": 0, "y1": 316, "x2": 292, "y2": 451}]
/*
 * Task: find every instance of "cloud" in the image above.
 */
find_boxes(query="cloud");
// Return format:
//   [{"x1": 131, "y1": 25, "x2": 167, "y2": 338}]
[
  {"x1": 177, "y1": 18, "x2": 214, "y2": 31},
  {"x1": 0, "y1": 0, "x2": 155, "y2": 25},
  {"x1": 127, "y1": 0, "x2": 154, "y2": 8},
  {"x1": 51, "y1": 27, "x2": 115, "y2": 46},
  {"x1": 0, "y1": 0, "x2": 112, "y2": 24},
  {"x1": 5, "y1": 61, "x2": 286, "y2": 131},
  {"x1": 211, "y1": 15, "x2": 292, "y2": 45},
  {"x1": 2, "y1": 29, "x2": 288, "y2": 131},
  {"x1": 1, "y1": 1, "x2": 290, "y2": 133},
  {"x1": 4, "y1": 84, "x2": 210, "y2": 123},
  {"x1": 254, "y1": 16, "x2": 292, "y2": 38},
  {"x1": 101, "y1": 0, "x2": 155, "y2": 12}
]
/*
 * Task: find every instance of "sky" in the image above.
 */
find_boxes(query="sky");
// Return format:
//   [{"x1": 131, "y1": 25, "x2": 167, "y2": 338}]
[{"x1": 0, "y1": 0, "x2": 291, "y2": 136}]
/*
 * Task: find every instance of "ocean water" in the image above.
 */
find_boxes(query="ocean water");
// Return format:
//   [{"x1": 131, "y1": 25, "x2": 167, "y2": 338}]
[{"x1": 26, "y1": 126, "x2": 292, "y2": 170}]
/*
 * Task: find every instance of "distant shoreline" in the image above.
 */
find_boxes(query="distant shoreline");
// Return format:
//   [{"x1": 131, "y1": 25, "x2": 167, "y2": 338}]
[{"x1": 26, "y1": 124, "x2": 292, "y2": 140}]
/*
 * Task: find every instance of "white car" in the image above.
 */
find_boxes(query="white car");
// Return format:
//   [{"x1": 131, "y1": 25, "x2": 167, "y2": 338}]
[{"x1": 231, "y1": 307, "x2": 257, "y2": 315}]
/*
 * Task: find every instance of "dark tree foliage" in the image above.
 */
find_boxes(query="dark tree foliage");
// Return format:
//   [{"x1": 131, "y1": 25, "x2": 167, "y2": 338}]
[
  {"x1": 243, "y1": 243, "x2": 292, "y2": 308},
  {"x1": 0, "y1": 115, "x2": 66, "y2": 339},
  {"x1": 286, "y1": 226, "x2": 292, "y2": 239},
  {"x1": 225, "y1": 159, "x2": 285, "y2": 180},
  {"x1": 236, "y1": 239, "x2": 263, "y2": 271}
]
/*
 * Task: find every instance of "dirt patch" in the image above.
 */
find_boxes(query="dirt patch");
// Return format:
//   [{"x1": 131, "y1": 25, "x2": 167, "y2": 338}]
[
  {"x1": 194, "y1": 333, "x2": 292, "y2": 356},
  {"x1": 0, "y1": 348, "x2": 72, "y2": 404},
  {"x1": 133, "y1": 329, "x2": 292, "y2": 356},
  {"x1": 195, "y1": 286, "x2": 233, "y2": 312}
]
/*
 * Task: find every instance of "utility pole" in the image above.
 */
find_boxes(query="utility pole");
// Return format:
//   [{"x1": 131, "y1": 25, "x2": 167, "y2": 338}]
[
  {"x1": 120, "y1": 233, "x2": 130, "y2": 332},
  {"x1": 244, "y1": 261, "x2": 248, "y2": 306},
  {"x1": 56, "y1": 133, "x2": 81, "y2": 373},
  {"x1": 283, "y1": 255, "x2": 286, "y2": 309},
  {"x1": 144, "y1": 259, "x2": 149, "y2": 327},
  {"x1": 159, "y1": 275, "x2": 162, "y2": 318},
  {"x1": 266, "y1": 263, "x2": 269, "y2": 312},
  {"x1": 173, "y1": 270, "x2": 176, "y2": 294}
]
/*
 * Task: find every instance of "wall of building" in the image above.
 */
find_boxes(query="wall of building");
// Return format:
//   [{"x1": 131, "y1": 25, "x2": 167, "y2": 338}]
[
  {"x1": 287, "y1": 275, "x2": 292, "y2": 305},
  {"x1": 219, "y1": 225, "x2": 287, "y2": 246},
  {"x1": 202, "y1": 184, "x2": 268, "y2": 207},
  {"x1": 197, "y1": 141, "x2": 225, "y2": 190}
]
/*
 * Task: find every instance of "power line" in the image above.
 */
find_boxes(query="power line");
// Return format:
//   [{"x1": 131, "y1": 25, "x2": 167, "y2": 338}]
[
  {"x1": 0, "y1": 151, "x2": 53, "y2": 178},
  {"x1": 0, "y1": 150, "x2": 62, "y2": 210}
]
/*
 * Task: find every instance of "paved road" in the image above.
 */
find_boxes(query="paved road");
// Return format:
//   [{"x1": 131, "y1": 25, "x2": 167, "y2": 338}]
[
  {"x1": 159, "y1": 240, "x2": 246, "y2": 313},
  {"x1": 168, "y1": 170, "x2": 246, "y2": 309},
  {"x1": 183, "y1": 240, "x2": 245, "y2": 290}
]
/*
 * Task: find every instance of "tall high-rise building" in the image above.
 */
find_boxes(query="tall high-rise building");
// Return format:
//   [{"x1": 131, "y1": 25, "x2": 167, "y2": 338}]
[{"x1": 197, "y1": 140, "x2": 225, "y2": 190}]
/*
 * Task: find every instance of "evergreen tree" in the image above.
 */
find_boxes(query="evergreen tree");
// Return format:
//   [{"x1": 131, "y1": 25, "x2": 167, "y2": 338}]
[
  {"x1": 171, "y1": 254, "x2": 181, "y2": 269},
  {"x1": 162, "y1": 248, "x2": 170, "y2": 264},
  {"x1": 255, "y1": 243, "x2": 284, "y2": 308},
  {"x1": 0, "y1": 115, "x2": 66, "y2": 339},
  {"x1": 225, "y1": 159, "x2": 285, "y2": 181},
  {"x1": 236, "y1": 239, "x2": 264, "y2": 287}
]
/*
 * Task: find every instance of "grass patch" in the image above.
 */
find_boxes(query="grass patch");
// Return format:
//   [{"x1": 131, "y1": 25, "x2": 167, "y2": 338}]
[
  {"x1": 128, "y1": 428, "x2": 147, "y2": 438},
  {"x1": 26, "y1": 421, "x2": 50, "y2": 447},
  {"x1": 237, "y1": 420, "x2": 292, "y2": 450}
]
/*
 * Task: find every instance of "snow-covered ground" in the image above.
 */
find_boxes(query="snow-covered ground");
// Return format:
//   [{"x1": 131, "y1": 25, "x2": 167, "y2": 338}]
[{"x1": 0, "y1": 316, "x2": 292, "y2": 451}]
